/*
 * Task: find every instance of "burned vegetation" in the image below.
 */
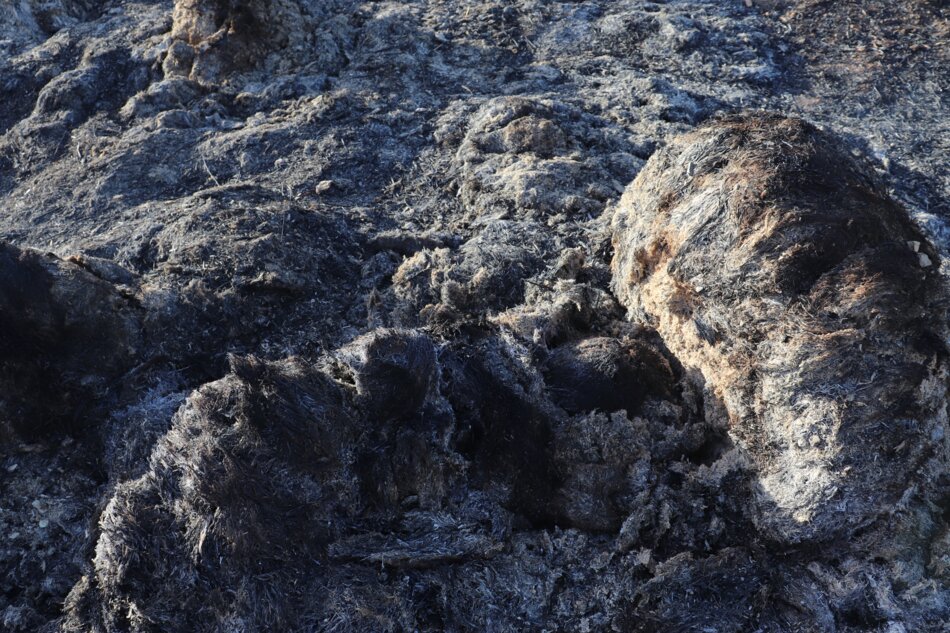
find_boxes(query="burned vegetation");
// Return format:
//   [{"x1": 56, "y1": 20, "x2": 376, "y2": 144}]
[
  {"x1": 612, "y1": 114, "x2": 950, "y2": 544},
  {"x1": 1, "y1": 0, "x2": 950, "y2": 631},
  {"x1": 2, "y1": 112, "x2": 945, "y2": 633}
]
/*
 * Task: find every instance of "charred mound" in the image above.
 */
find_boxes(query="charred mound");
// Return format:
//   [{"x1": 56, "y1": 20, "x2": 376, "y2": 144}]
[{"x1": 612, "y1": 113, "x2": 950, "y2": 543}]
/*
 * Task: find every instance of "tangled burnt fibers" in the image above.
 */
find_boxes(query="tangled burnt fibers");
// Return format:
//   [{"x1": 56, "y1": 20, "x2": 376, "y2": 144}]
[{"x1": 1, "y1": 0, "x2": 949, "y2": 631}]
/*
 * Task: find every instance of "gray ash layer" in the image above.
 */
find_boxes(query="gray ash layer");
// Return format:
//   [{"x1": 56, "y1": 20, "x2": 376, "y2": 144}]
[{"x1": 1, "y1": 1, "x2": 949, "y2": 631}]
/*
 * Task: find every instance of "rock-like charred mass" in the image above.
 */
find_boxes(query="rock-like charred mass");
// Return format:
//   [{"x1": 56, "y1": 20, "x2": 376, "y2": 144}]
[{"x1": 612, "y1": 114, "x2": 950, "y2": 543}]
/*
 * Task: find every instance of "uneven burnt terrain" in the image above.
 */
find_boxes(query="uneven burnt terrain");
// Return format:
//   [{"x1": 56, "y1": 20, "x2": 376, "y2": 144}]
[{"x1": 1, "y1": 1, "x2": 949, "y2": 631}]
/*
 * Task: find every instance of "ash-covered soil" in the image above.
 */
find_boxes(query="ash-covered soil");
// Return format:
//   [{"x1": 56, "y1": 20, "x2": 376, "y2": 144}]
[{"x1": 1, "y1": 1, "x2": 949, "y2": 631}]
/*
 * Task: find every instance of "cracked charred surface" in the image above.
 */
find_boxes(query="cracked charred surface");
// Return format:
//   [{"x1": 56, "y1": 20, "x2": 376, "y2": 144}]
[{"x1": 0, "y1": 0, "x2": 948, "y2": 631}]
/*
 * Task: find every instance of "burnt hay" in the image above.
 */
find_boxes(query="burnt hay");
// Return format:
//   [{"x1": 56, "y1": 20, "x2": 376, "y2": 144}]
[{"x1": 1, "y1": 0, "x2": 949, "y2": 631}]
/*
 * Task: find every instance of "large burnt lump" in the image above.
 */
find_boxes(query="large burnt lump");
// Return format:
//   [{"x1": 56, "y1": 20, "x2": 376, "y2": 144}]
[
  {"x1": 612, "y1": 114, "x2": 950, "y2": 543},
  {"x1": 58, "y1": 328, "x2": 703, "y2": 631}
]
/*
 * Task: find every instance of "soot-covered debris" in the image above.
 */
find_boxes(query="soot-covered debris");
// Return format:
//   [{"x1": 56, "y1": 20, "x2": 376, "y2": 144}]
[{"x1": 1, "y1": 0, "x2": 949, "y2": 631}]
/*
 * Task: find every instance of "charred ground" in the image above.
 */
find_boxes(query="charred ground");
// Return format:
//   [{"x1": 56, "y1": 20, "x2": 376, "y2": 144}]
[{"x1": 0, "y1": 1, "x2": 949, "y2": 631}]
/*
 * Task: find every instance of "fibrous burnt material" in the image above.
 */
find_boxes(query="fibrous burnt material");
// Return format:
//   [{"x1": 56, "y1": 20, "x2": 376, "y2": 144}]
[
  {"x1": 59, "y1": 321, "x2": 703, "y2": 630},
  {"x1": 166, "y1": 0, "x2": 337, "y2": 83},
  {"x1": 611, "y1": 113, "x2": 950, "y2": 543},
  {"x1": 1, "y1": 0, "x2": 949, "y2": 630},
  {"x1": 456, "y1": 96, "x2": 645, "y2": 221},
  {"x1": 542, "y1": 336, "x2": 675, "y2": 415}
]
